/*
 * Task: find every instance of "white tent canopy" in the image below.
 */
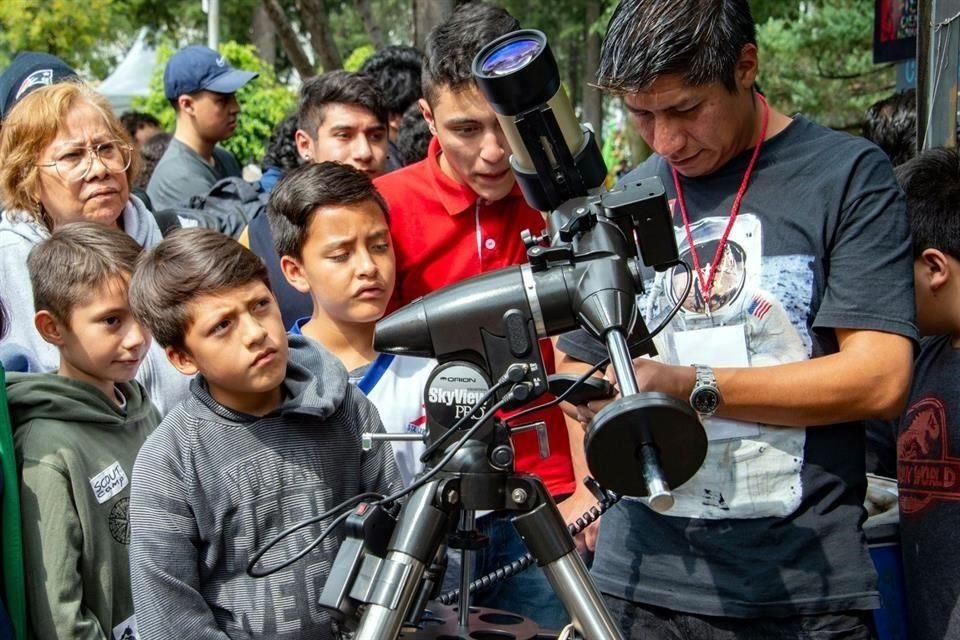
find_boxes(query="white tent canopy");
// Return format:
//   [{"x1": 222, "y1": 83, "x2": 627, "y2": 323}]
[{"x1": 99, "y1": 29, "x2": 157, "y2": 115}]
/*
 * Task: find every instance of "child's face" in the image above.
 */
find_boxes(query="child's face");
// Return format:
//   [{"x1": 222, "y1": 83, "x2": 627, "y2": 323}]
[
  {"x1": 170, "y1": 281, "x2": 288, "y2": 415},
  {"x1": 54, "y1": 277, "x2": 150, "y2": 389},
  {"x1": 289, "y1": 201, "x2": 396, "y2": 327}
]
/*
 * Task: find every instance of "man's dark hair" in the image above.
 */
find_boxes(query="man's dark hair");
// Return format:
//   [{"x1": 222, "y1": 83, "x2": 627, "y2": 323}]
[
  {"x1": 422, "y1": 1, "x2": 520, "y2": 105},
  {"x1": 360, "y1": 45, "x2": 424, "y2": 116},
  {"x1": 398, "y1": 102, "x2": 431, "y2": 166},
  {"x1": 120, "y1": 111, "x2": 161, "y2": 139},
  {"x1": 267, "y1": 161, "x2": 389, "y2": 260},
  {"x1": 262, "y1": 112, "x2": 301, "y2": 172},
  {"x1": 129, "y1": 228, "x2": 271, "y2": 350},
  {"x1": 134, "y1": 131, "x2": 173, "y2": 191},
  {"x1": 895, "y1": 147, "x2": 960, "y2": 260},
  {"x1": 297, "y1": 70, "x2": 387, "y2": 139},
  {"x1": 27, "y1": 222, "x2": 143, "y2": 324},
  {"x1": 597, "y1": 0, "x2": 756, "y2": 94},
  {"x1": 864, "y1": 89, "x2": 917, "y2": 167}
]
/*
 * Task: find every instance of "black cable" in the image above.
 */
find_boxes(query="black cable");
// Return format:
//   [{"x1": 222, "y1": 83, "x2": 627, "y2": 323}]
[
  {"x1": 419, "y1": 375, "x2": 513, "y2": 463},
  {"x1": 246, "y1": 492, "x2": 381, "y2": 578},
  {"x1": 438, "y1": 486, "x2": 622, "y2": 604}
]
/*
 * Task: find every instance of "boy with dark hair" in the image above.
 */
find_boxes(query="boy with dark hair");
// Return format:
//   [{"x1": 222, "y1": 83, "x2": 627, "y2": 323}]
[
  {"x1": 559, "y1": 0, "x2": 916, "y2": 637},
  {"x1": 120, "y1": 111, "x2": 162, "y2": 147},
  {"x1": 7, "y1": 222, "x2": 157, "y2": 639},
  {"x1": 244, "y1": 70, "x2": 390, "y2": 328},
  {"x1": 360, "y1": 46, "x2": 424, "y2": 172},
  {"x1": 126, "y1": 228, "x2": 398, "y2": 640},
  {"x1": 146, "y1": 45, "x2": 257, "y2": 210},
  {"x1": 269, "y1": 161, "x2": 433, "y2": 487},
  {"x1": 373, "y1": 1, "x2": 578, "y2": 629},
  {"x1": 893, "y1": 147, "x2": 960, "y2": 640},
  {"x1": 863, "y1": 89, "x2": 917, "y2": 167}
]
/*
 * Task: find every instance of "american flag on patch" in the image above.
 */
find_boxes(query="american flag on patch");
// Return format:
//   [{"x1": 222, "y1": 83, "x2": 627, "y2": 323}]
[
  {"x1": 407, "y1": 413, "x2": 427, "y2": 435},
  {"x1": 747, "y1": 295, "x2": 772, "y2": 320}
]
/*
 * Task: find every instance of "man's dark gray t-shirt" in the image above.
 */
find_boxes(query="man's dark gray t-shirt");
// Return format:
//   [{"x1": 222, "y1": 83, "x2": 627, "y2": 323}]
[
  {"x1": 896, "y1": 335, "x2": 960, "y2": 640},
  {"x1": 146, "y1": 137, "x2": 242, "y2": 211},
  {"x1": 558, "y1": 116, "x2": 917, "y2": 617}
]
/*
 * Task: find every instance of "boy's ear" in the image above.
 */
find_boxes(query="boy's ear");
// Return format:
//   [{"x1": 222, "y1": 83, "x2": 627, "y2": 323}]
[
  {"x1": 919, "y1": 248, "x2": 951, "y2": 291},
  {"x1": 34, "y1": 310, "x2": 66, "y2": 346},
  {"x1": 165, "y1": 345, "x2": 199, "y2": 376},
  {"x1": 419, "y1": 98, "x2": 436, "y2": 136},
  {"x1": 279, "y1": 255, "x2": 312, "y2": 294},
  {"x1": 294, "y1": 128, "x2": 315, "y2": 162}
]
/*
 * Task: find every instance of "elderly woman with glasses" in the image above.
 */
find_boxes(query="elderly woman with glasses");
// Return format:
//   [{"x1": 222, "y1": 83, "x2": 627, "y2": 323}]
[{"x1": 0, "y1": 81, "x2": 188, "y2": 414}]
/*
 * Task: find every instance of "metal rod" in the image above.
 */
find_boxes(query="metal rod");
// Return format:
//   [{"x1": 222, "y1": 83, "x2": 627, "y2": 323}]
[
  {"x1": 605, "y1": 330, "x2": 639, "y2": 396},
  {"x1": 457, "y1": 511, "x2": 476, "y2": 632},
  {"x1": 541, "y1": 551, "x2": 623, "y2": 638}
]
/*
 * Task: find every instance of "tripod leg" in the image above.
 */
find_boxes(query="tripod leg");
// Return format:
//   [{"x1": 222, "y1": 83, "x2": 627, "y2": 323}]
[
  {"x1": 511, "y1": 481, "x2": 624, "y2": 640},
  {"x1": 354, "y1": 480, "x2": 450, "y2": 640}
]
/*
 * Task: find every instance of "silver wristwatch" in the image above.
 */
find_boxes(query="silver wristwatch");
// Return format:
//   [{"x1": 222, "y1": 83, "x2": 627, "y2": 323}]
[{"x1": 689, "y1": 364, "x2": 721, "y2": 417}]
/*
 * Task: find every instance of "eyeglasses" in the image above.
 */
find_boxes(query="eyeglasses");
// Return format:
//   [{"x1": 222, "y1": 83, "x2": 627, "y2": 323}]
[{"x1": 36, "y1": 140, "x2": 133, "y2": 182}]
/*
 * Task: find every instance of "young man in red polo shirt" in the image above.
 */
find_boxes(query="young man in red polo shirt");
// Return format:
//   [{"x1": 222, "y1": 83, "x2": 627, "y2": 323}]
[{"x1": 374, "y1": 1, "x2": 581, "y2": 630}]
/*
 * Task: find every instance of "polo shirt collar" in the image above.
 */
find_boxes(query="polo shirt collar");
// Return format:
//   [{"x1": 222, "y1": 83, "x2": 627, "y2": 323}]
[{"x1": 425, "y1": 136, "x2": 525, "y2": 216}]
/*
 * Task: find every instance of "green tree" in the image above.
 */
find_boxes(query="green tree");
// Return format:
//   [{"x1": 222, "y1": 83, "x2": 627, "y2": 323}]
[
  {"x1": 758, "y1": 0, "x2": 895, "y2": 129},
  {"x1": 133, "y1": 41, "x2": 296, "y2": 165},
  {"x1": 0, "y1": 0, "x2": 130, "y2": 78}
]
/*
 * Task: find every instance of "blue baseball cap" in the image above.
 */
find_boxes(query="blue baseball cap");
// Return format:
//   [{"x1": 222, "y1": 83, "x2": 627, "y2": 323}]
[
  {"x1": 163, "y1": 45, "x2": 258, "y2": 101},
  {"x1": 0, "y1": 51, "x2": 79, "y2": 119}
]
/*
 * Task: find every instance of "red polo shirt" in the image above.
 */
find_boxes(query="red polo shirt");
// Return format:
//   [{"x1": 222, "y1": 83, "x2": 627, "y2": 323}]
[{"x1": 375, "y1": 137, "x2": 576, "y2": 497}]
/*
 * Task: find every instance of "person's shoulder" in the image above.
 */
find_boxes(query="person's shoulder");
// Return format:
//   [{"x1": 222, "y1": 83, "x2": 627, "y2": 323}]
[
  {"x1": 374, "y1": 160, "x2": 431, "y2": 199},
  {"x1": 778, "y1": 116, "x2": 885, "y2": 162}
]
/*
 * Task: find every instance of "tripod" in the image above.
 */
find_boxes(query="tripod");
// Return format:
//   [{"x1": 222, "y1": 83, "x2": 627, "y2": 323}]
[{"x1": 319, "y1": 421, "x2": 623, "y2": 640}]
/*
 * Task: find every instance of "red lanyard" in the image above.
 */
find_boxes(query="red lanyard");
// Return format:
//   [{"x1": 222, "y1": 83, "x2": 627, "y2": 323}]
[{"x1": 671, "y1": 93, "x2": 770, "y2": 309}]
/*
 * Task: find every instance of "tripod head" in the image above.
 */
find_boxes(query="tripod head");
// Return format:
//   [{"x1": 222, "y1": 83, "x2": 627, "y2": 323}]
[{"x1": 375, "y1": 30, "x2": 706, "y2": 508}]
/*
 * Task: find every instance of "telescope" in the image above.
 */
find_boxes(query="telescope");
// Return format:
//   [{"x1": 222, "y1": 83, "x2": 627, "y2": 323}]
[{"x1": 307, "y1": 29, "x2": 709, "y2": 640}]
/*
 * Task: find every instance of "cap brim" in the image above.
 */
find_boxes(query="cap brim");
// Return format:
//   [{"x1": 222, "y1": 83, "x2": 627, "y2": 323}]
[{"x1": 204, "y1": 69, "x2": 258, "y2": 94}]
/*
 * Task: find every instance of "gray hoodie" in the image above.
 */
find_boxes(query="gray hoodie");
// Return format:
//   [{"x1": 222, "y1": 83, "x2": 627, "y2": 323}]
[
  {"x1": 0, "y1": 196, "x2": 190, "y2": 415},
  {"x1": 129, "y1": 335, "x2": 399, "y2": 640}
]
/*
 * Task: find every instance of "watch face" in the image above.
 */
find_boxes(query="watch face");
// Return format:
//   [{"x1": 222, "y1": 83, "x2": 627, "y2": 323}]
[{"x1": 693, "y1": 388, "x2": 721, "y2": 414}]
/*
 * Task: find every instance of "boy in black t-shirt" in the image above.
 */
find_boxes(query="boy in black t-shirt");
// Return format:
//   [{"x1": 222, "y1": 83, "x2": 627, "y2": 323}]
[{"x1": 893, "y1": 147, "x2": 960, "y2": 640}]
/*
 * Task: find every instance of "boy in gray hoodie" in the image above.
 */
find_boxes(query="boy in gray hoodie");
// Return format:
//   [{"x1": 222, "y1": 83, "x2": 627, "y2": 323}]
[
  {"x1": 8, "y1": 222, "x2": 158, "y2": 639},
  {"x1": 126, "y1": 228, "x2": 398, "y2": 640}
]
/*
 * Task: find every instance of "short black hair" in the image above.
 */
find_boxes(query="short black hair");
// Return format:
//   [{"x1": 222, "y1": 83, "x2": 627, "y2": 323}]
[
  {"x1": 398, "y1": 102, "x2": 431, "y2": 166},
  {"x1": 262, "y1": 112, "x2": 301, "y2": 172},
  {"x1": 134, "y1": 131, "x2": 173, "y2": 191},
  {"x1": 896, "y1": 147, "x2": 960, "y2": 260},
  {"x1": 360, "y1": 45, "x2": 424, "y2": 116},
  {"x1": 120, "y1": 111, "x2": 161, "y2": 139},
  {"x1": 597, "y1": 0, "x2": 756, "y2": 94},
  {"x1": 297, "y1": 70, "x2": 388, "y2": 139},
  {"x1": 863, "y1": 89, "x2": 917, "y2": 167},
  {"x1": 267, "y1": 161, "x2": 389, "y2": 260},
  {"x1": 422, "y1": 1, "x2": 519, "y2": 105}
]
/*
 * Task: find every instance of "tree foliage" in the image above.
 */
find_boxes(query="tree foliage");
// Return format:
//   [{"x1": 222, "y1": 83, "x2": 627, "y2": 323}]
[
  {"x1": 133, "y1": 41, "x2": 296, "y2": 165},
  {"x1": 757, "y1": 0, "x2": 895, "y2": 129}
]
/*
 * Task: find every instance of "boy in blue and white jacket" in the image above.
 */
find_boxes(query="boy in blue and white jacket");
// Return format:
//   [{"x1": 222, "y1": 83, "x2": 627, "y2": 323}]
[{"x1": 268, "y1": 161, "x2": 434, "y2": 487}]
